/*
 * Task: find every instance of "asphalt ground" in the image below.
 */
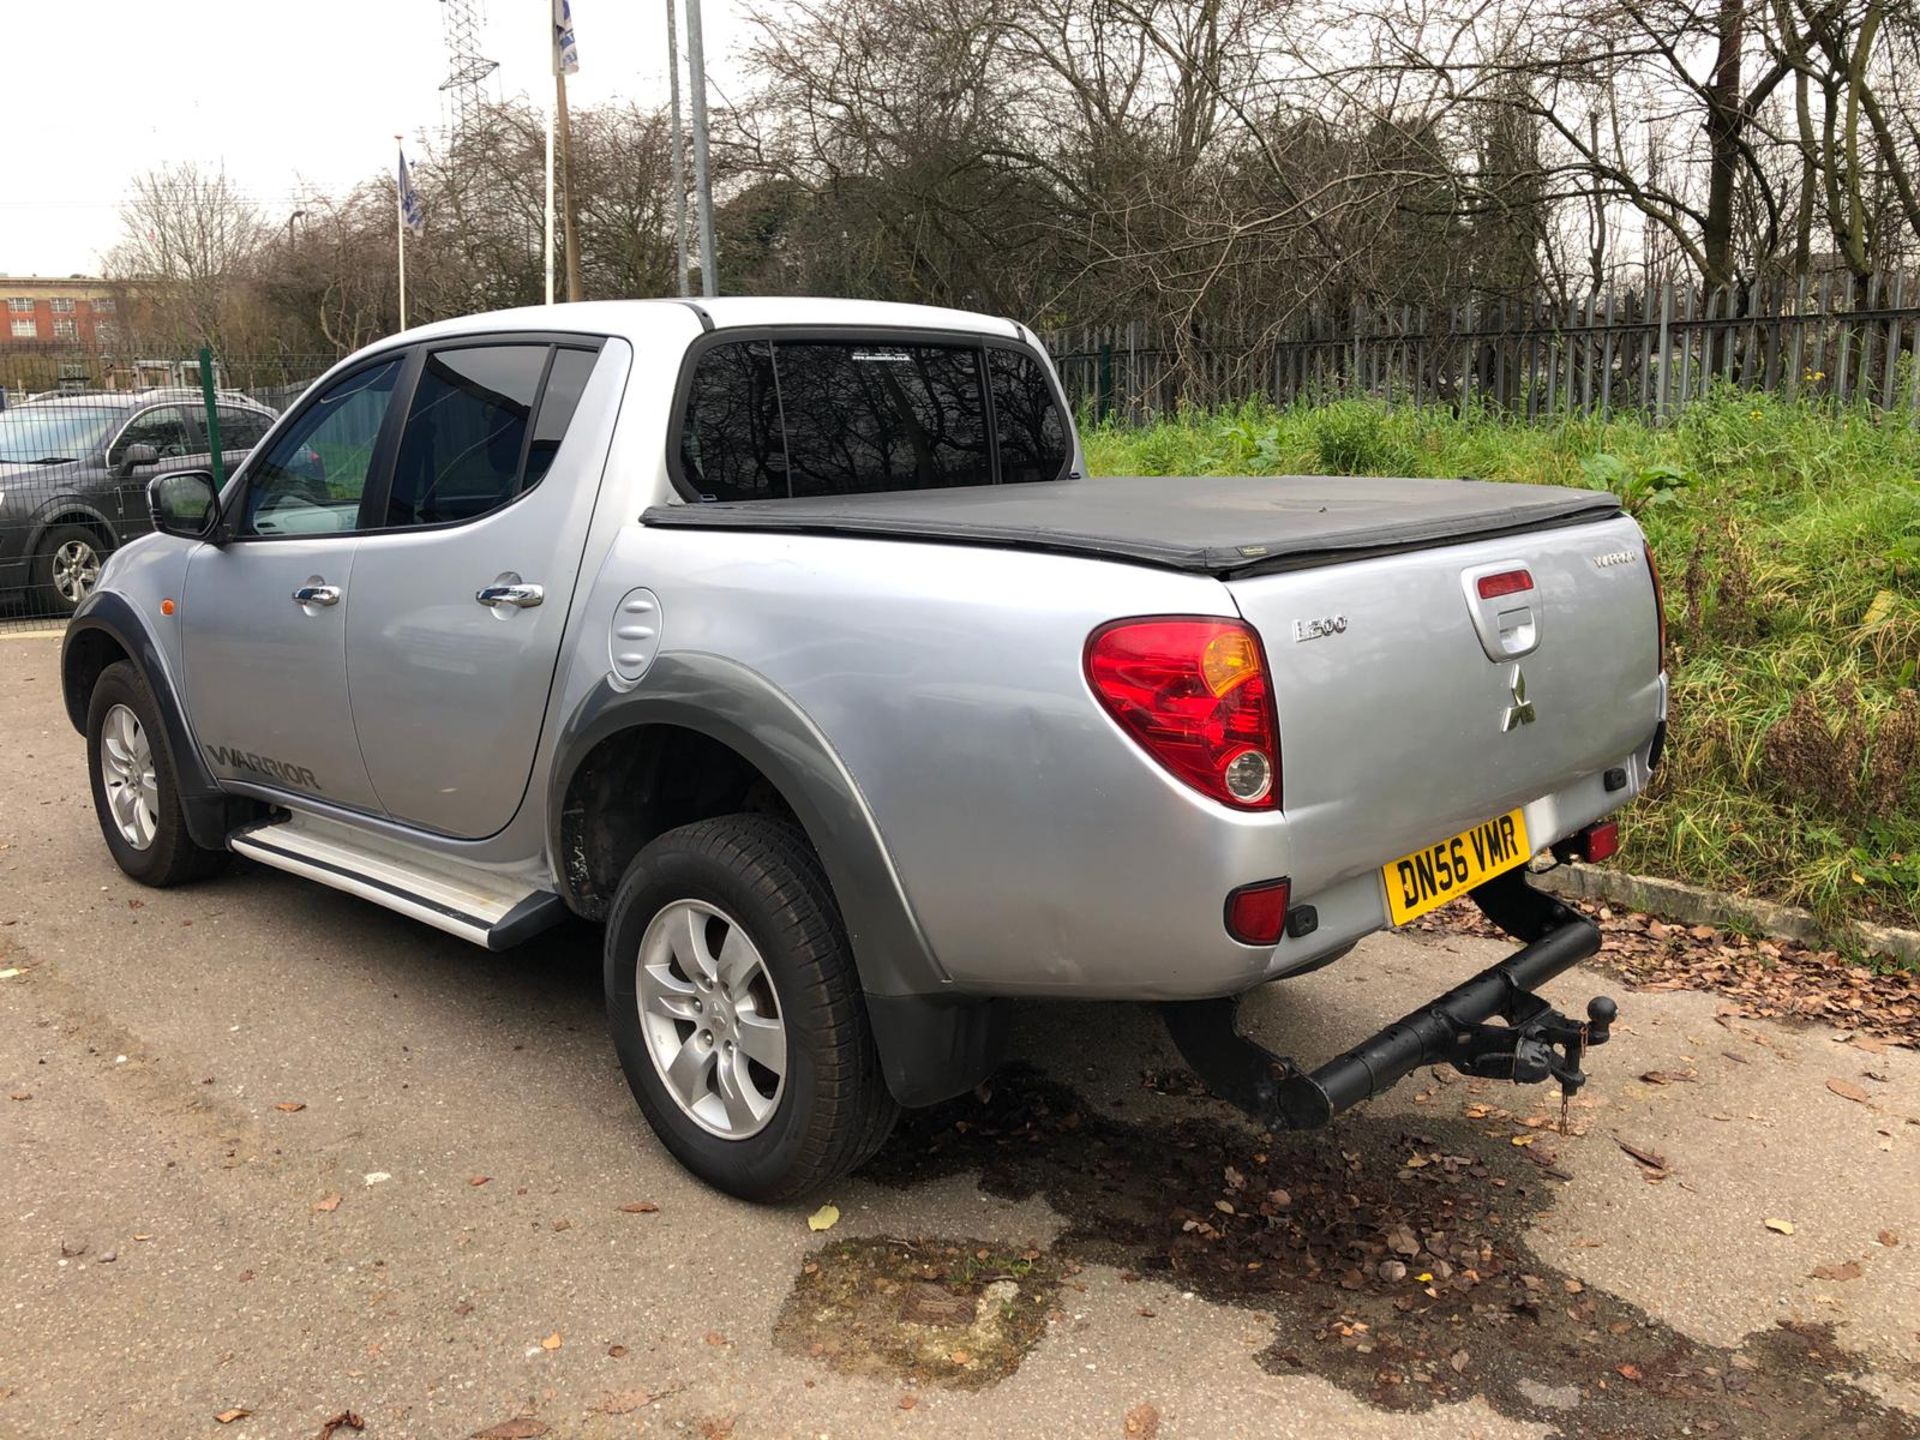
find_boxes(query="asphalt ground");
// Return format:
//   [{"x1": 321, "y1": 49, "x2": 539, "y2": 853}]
[{"x1": 1, "y1": 630, "x2": 1915, "y2": 1439}]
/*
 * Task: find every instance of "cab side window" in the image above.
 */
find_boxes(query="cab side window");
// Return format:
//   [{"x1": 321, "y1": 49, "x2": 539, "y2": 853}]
[
  {"x1": 239, "y1": 358, "x2": 400, "y2": 537},
  {"x1": 111, "y1": 405, "x2": 194, "y2": 467}
]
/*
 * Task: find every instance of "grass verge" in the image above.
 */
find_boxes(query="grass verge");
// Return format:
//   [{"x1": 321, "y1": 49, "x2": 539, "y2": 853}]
[{"x1": 1084, "y1": 392, "x2": 1920, "y2": 936}]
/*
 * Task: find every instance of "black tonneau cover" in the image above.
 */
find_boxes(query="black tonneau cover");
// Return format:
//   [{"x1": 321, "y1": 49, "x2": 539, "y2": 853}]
[{"x1": 642, "y1": 474, "x2": 1624, "y2": 576}]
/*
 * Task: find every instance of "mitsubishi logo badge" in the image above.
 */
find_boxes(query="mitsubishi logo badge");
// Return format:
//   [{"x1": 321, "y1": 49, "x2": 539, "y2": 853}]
[{"x1": 1502, "y1": 665, "x2": 1536, "y2": 732}]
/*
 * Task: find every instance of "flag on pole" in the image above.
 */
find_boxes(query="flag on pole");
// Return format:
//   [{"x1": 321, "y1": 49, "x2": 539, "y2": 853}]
[
  {"x1": 397, "y1": 149, "x2": 425, "y2": 236},
  {"x1": 553, "y1": 0, "x2": 579, "y2": 74}
]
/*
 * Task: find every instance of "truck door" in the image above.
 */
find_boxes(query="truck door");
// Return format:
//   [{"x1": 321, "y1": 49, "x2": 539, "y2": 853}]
[
  {"x1": 180, "y1": 355, "x2": 406, "y2": 813},
  {"x1": 343, "y1": 336, "x2": 622, "y2": 839}
]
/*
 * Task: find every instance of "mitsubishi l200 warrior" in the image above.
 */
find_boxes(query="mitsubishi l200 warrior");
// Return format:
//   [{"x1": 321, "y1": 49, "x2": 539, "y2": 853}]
[{"x1": 62, "y1": 299, "x2": 1664, "y2": 1199}]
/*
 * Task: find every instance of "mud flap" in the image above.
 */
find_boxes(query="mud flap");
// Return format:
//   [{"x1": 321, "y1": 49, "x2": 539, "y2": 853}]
[{"x1": 1160, "y1": 869, "x2": 1617, "y2": 1130}]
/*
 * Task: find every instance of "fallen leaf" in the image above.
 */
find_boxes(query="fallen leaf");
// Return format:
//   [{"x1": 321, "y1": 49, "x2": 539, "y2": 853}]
[
  {"x1": 550, "y1": 1218, "x2": 571, "y2": 1232},
  {"x1": 471, "y1": 1420, "x2": 549, "y2": 1440},
  {"x1": 317, "y1": 1411, "x2": 365, "y2": 1438},
  {"x1": 1826, "y1": 1077, "x2": 1873, "y2": 1107},
  {"x1": 1613, "y1": 1137, "x2": 1669, "y2": 1172},
  {"x1": 274, "y1": 1101, "x2": 306, "y2": 1113},
  {"x1": 704, "y1": 1331, "x2": 728, "y2": 1347},
  {"x1": 1810, "y1": 1260, "x2": 1863, "y2": 1281},
  {"x1": 214, "y1": 1409, "x2": 251, "y2": 1424},
  {"x1": 1879, "y1": 1230, "x2": 1901, "y2": 1248},
  {"x1": 619, "y1": 1201, "x2": 659, "y2": 1214},
  {"x1": 9, "y1": 1092, "x2": 31, "y2": 1101},
  {"x1": 807, "y1": 1203, "x2": 840, "y2": 1232},
  {"x1": 1450, "y1": 1349, "x2": 1470, "y2": 1373},
  {"x1": 1124, "y1": 1402, "x2": 1161, "y2": 1439},
  {"x1": 314, "y1": 1193, "x2": 342, "y2": 1213},
  {"x1": 539, "y1": 1332, "x2": 562, "y2": 1351},
  {"x1": 607, "y1": 1344, "x2": 627, "y2": 1358},
  {"x1": 595, "y1": 1390, "x2": 654, "y2": 1416},
  {"x1": 1616, "y1": 1364, "x2": 1643, "y2": 1382},
  {"x1": 469, "y1": 1175, "x2": 490, "y2": 1187},
  {"x1": 1765, "y1": 1218, "x2": 1796, "y2": 1235},
  {"x1": 898, "y1": 1394, "x2": 918, "y2": 1410}
]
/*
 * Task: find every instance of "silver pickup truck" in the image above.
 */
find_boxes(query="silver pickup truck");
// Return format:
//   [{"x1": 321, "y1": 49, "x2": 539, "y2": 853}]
[{"x1": 61, "y1": 298, "x2": 1666, "y2": 1199}]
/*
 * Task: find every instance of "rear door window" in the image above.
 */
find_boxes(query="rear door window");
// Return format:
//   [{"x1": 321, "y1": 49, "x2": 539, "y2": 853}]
[
  {"x1": 675, "y1": 337, "x2": 1069, "y2": 501},
  {"x1": 385, "y1": 345, "x2": 548, "y2": 528},
  {"x1": 218, "y1": 406, "x2": 273, "y2": 451}
]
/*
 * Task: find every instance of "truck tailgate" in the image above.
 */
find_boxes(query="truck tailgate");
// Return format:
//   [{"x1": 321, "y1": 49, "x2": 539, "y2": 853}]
[{"x1": 1227, "y1": 511, "x2": 1663, "y2": 896}]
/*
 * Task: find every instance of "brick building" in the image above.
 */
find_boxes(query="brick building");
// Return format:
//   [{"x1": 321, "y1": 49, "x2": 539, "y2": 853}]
[{"x1": 1, "y1": 276, "x2": 118, "y2": 347}]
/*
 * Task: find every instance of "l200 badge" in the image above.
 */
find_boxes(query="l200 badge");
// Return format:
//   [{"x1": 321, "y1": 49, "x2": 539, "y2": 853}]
[{"x1": 1292, "y1": 615, "x2": 1349, "y2": 642}]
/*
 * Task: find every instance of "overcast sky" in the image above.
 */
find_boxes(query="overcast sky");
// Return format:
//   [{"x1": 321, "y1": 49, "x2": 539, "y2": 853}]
[{"x1": 1, "y1": 0, "x2": 759, "y2": 278}]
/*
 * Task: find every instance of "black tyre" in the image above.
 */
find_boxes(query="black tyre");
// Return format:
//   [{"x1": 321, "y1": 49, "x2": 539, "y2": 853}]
[
  {"x1": 32, "y1": 523, "x2": 107, "y2": 616},
  {"x1": 85, "y1": 661, "x2": 227, "y2": 886},
  {"x1": 604, "y1": 815, "x2": 897, "y2": 1201}
]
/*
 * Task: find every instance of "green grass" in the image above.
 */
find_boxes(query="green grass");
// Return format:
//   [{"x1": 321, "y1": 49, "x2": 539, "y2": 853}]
[{"x1": 1084, "y1": 392, "x2": 1920, "y2": 935}]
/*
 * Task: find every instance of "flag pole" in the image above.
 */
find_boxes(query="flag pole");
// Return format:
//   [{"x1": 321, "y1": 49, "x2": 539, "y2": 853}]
[
  {"x1": 686, "y1": 0, "x2": 717, "y2": 296},
  {"x1": 544, "y1": 96, "x2": 557, "y2": 305},
  {"x1": 555, "y1": 69, "x2": 582, "y2": 302},
  {"x1": 394, "y1": 135, "x2": 408, "y2": 330},
  {"x1": 666, "y1": 0, "x2": 690, "y2": 298}
]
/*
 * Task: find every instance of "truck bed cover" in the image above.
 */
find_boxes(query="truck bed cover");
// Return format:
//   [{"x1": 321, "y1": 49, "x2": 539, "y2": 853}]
[{"x1": 642, "y1": 474, "x2": 1623, "y2": 576}]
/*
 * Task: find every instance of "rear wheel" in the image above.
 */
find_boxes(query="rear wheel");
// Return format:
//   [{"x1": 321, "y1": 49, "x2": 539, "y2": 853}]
[
  {"x1": 85, "y1": 662, "x2": 227, "y2": 886},
  {"x1": 604, "y1": 815, "x2": 897, "y2": 1201},
  {"x1": 33, "y1": 524, "x2": 106, "y2": 616}
]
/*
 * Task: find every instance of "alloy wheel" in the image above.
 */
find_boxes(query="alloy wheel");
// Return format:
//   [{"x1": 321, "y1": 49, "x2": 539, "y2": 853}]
[
  {"x1": 99, "y1": 703, "x2": 159, "y2": 850},
  {"x1": 52, "y1": 538, "x2": 101, "y2": 604},
  {"x1": 635, "y1": 899, "x2": 788, "y2": 1139}
]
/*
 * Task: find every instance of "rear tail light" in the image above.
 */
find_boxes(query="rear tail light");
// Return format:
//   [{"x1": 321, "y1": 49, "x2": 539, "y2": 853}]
[
  {"x1": 1225, "y1": 877, "x2": 1291, "y2": 945},
  {"x1": 1475, "y1": 567, "x2": 1534, "y2": 599},
  {"x1": 1085, "y1": 616, "x2": 1280, "y2": 809},
  {"x1": 1563, "y1": 820, "x2": 1621, "y2": 864},
  {"x1": 1644, "y1": 543, "x2": 1666, "y2": 671}
]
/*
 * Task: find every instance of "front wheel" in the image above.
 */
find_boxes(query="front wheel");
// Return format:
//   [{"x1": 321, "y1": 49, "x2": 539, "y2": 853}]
[
  {"x1": 604, "y1": 815, "x2": 897, "y2": 1202},
  {"x1": 85, "y1": 661, "x2": 227, "y2": 886}
]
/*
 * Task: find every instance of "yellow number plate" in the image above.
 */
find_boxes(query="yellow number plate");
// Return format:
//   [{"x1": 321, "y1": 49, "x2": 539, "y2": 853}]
[{"x1": 1383, "y1": 808, "x2": 1532, "y2": 926}]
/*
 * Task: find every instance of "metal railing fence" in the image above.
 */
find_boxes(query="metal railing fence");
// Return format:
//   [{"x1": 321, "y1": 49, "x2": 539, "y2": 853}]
[{"x1": 1045, "y1": 270, "x2": 1920, "y2": 425}]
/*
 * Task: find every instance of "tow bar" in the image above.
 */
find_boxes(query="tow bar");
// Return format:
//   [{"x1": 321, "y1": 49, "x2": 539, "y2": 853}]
[{"x1": 1160, "y1": 868, "x2": 1617, "y2": 1131}]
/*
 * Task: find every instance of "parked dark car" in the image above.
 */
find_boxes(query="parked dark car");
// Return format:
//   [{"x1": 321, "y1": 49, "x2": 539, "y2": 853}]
[{"x1": 0, "y1": 390, "x2": 275, "y2": 616}]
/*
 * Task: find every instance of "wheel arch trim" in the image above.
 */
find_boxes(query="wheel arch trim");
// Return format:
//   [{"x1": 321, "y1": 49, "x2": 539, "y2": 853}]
[
  {"x1": 62, "y1": 590, "x2": 239, "y2": 849},
  {"x1": 549, "y1": 652, "x2": 947, "y2": 999}
]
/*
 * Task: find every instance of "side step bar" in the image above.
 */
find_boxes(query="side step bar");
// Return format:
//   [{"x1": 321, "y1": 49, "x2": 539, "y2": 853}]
[
  {"x1": 1162, "y1": 869, "x2": 1616, "y2": 1130},
  {"x1": 229, "y1": 817, "x2": 567, "y2": 951}
]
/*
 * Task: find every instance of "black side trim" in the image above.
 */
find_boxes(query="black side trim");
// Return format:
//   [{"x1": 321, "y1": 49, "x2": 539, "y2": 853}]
[
  {"x1": 678, "y1": 300, "x2": 715, "y2": 332},
  {"x1": 490, "y1": 890, "x2": 568, "y2": 950},
  {"x1": 865, "y1": 994, "x2": 1004, "y2": 1107}
]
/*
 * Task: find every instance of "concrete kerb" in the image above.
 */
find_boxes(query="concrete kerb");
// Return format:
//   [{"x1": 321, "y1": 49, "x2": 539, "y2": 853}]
[{"x1": 1537, "y1": 861, "x2": 1920, "y2": 968}]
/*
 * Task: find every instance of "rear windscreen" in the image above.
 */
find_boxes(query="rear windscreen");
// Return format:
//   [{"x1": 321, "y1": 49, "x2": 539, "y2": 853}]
[{"x1": 677, "y1": 338, "x2": 1069, "y2": 501}]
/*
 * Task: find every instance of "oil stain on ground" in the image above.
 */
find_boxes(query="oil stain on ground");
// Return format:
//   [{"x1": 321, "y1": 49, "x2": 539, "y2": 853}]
[
  {"x1": 774, "y1": 1236, "x2": 1066, "y2": 1388},
  {"x1": 837, "y1": 1067, "x2": 1917, "y2": 1439}
]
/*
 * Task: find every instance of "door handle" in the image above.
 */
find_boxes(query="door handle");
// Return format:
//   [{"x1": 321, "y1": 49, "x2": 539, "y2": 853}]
[
  {"x1": 476, "y1": 582, "x2": 544, "y2": 609},
  {"x1": 291, "y1": 583, "x2": 341, "y2": 607}
]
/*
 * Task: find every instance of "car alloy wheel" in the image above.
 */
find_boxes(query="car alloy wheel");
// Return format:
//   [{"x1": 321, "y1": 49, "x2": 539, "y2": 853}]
[
  {"x1": 634, "y1": 898, "x2": 788, "y2": 1139},
  {"x1": 51, "y1": 537, "x2": 101, "y2": 604},
  {"x1": 98, "y1": 702, "x2": 159, "y2": 850}
]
